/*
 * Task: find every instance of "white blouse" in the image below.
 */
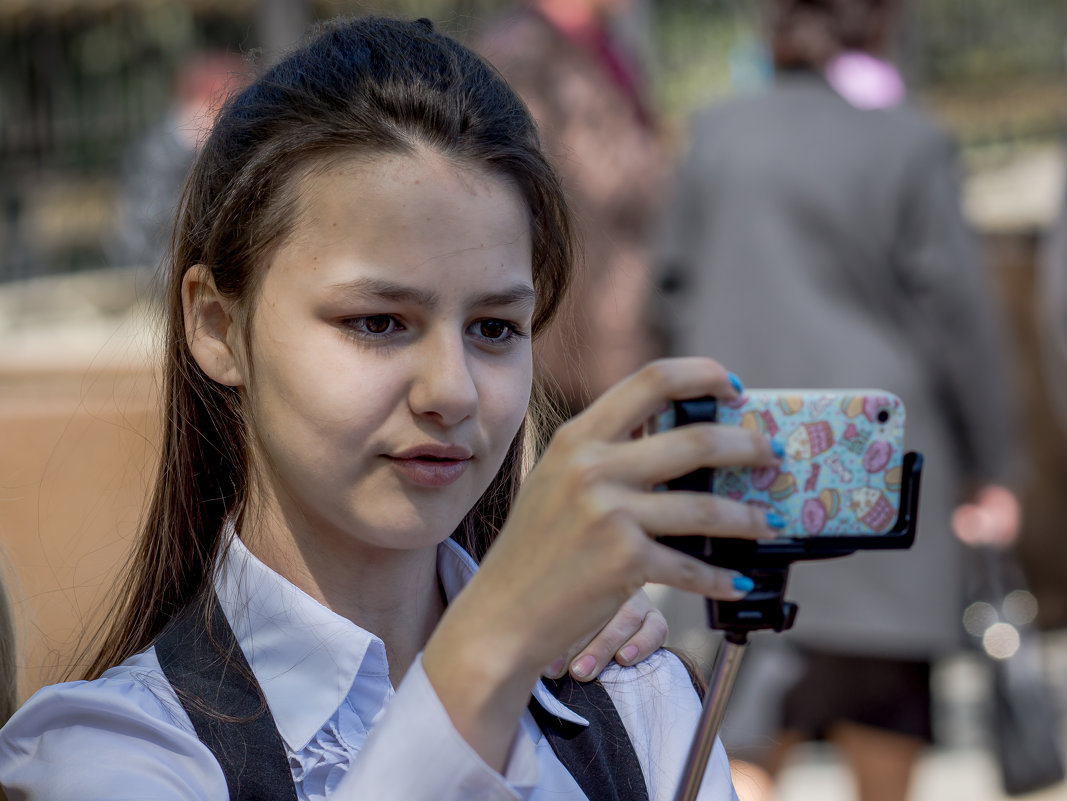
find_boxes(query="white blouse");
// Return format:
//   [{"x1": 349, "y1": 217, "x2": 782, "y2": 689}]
[{"x1": 0, "y1": 535, "x2": 738, "y2": 801}]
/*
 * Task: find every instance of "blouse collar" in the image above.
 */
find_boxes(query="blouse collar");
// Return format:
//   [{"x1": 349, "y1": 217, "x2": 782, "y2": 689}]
[{"x1": 214, "y1": 531, "x2": 586, "y2": 752}]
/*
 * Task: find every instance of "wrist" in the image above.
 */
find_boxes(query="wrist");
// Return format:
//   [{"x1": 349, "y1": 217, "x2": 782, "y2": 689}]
[{"x1": 422, "y1": 590, "x2": 544, "y2": 771}]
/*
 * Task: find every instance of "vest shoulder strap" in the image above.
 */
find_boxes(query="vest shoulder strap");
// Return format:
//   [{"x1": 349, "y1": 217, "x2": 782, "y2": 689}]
[
  {"x1": 530, "y1": 675, "x2": 651, "y2": 801},
  {"x1": 155, "y1": 596, "x2": 298, "y2": 801}
]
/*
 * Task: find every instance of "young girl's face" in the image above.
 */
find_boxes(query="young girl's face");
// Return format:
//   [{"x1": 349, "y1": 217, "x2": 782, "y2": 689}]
[{"x1": 237, "y1": 150, "x2": 534, "y2": 557}]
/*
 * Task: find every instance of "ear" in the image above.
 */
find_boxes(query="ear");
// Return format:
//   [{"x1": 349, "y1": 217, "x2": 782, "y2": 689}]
[{"x1": 182, "y1": 264, "x2": 246, "y2": 387}]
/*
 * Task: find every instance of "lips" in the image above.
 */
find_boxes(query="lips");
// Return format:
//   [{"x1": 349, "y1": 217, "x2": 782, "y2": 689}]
[{"x1": 386, "y1": 443, "x2": 473, "y2": 487}]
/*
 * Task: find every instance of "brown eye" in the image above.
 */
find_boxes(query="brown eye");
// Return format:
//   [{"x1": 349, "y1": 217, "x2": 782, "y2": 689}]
[
  {"x1": 363, "y1": 315, "x2": 394, "y2": 334},
  {"x1": 479, "y1": 320, "x2": 509, "y2": 340}
]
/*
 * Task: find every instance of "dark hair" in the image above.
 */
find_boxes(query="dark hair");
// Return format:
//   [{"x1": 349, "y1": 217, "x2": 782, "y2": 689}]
[
  {"x1": 768, "y1": 0, "x2": 902, "y2": 70},
  {"x1": 83, "y1": 15, "x2": 574, "y2": 680}
]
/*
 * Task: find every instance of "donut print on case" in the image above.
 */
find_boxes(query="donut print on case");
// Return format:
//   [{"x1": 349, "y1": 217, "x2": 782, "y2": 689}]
[{"x1": 716, "y1": 390, "x2": 906, "y2": 537}]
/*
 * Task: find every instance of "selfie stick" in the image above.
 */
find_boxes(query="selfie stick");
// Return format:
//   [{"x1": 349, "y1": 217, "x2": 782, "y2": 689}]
[
  {"x1": 672, "y1": 451, "x2": 923, "y2": 801},
  {"x1": 673, "y1": 565, "x2": 798, "y2": 801}
]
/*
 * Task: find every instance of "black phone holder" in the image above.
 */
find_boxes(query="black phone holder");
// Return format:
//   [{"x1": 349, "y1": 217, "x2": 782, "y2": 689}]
[
  {"x1": 701, "y1": 449, "x2": 923, "y2": 638},
  {"x1": 671, "y1": 451, "x2": 924, "y2": 801}
]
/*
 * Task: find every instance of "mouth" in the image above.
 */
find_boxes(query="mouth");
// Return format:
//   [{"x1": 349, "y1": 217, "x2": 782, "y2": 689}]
[
  {"x1": 385, "y1": 444, "x2": 473, "y2": 488},
  {"x1": 389, "y1": 443, "x2": 473, "y2": 461}
]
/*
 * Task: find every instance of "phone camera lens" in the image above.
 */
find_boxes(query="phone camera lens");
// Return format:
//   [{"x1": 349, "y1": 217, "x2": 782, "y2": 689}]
[{"x1": 877, "y1": 409, "x2": 890, "y2": 424}]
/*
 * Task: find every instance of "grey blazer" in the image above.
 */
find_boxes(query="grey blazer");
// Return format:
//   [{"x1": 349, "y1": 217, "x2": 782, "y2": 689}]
[{"x1": 655, "y1": 71, "x2": 1022, "y2": 656}]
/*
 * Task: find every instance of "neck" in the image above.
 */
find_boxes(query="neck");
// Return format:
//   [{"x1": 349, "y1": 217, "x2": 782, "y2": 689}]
[{"x1": 244, "y1": 507, "x2": 447, "y2": 687}]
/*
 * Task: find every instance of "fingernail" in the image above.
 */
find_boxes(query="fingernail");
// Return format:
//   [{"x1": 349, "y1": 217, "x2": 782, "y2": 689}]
[
  {"x1": 618, "y1": 644, "x2": 639, "y2": 664},
  {"x1": 571, "y1": 654, "x2": 597, "y2": 678},
  {"x1": 732, "y1": 575, "x2": 755, "y2": 594},
  {"x1": 770, "y1": 439, "x2": 785, "y2": 459},
  {"x1": 545, "y1": 657, "x2": 566, "y2": 677},
  {"x1": 728, "y1": 372, "x2": 744, "y2": 395},
  {"x1": 766, "y1": 511, "x2": 787, "y2": 530}
]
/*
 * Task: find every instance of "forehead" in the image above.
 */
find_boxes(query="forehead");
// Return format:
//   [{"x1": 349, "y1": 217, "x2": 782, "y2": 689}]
[{"x1": 263, "y1": 149, "x2": 533, "y2": 296}]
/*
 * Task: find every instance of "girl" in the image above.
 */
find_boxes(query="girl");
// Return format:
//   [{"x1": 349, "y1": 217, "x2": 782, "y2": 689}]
[{"x1": 0, "y1": 16, "x2": 781, "y2": 800}]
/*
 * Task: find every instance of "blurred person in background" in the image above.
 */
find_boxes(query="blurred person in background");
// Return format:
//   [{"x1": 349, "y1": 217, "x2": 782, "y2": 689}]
[
  {"x1": 1038, "y1": 167, "x2": 1067, "y2": 436},
  {"x1": 474, "y1": 0, "x2": 664, "y2": 418},
  {"x1": 108, "y1": 51, "x2": 250, "y2": 277},
  {"x1": 653, "y1": 1, "x2": 1025, "y2": 799}
]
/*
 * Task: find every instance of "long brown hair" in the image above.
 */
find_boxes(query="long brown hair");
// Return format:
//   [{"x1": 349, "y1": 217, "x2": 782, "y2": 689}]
[{"x1": 83, "y1": 16, "x2": 574, "y2": 680}]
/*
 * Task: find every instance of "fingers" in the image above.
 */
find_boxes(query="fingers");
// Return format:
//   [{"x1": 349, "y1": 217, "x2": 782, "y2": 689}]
[
  {"x1": 612, "y1": 607, "x2": 669, "y2": 669},
  {"x1": 641, "y1": 540, "x2": 754, "y2": 602},
  {"x1": 633, "y1": 490, "x2": 784, "y2": 540},
  {"x1": 573, "y1": 358, "x2": 743, "y2": 443},
  {"x1": 599, "y1": 422, "x2": 781, "y2": 486},
  {"x1": 552, "y1": 590, "x2": 670, "y2": 682}
]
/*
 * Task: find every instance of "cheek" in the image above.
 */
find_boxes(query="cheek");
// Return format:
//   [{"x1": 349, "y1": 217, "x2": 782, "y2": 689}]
[
  {"x1": 244, "y1": 326, "x2": 398, "y2": 445},
  {"x1": 484, "y1": 357, "x2": 533, "y2": 441}
]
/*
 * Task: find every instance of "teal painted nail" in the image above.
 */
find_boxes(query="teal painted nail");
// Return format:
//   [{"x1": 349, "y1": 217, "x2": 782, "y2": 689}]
[
  {"x1": 766, "y1": 511, "x2": 787, "y2": 529},
  {"x1": 728, "y1": 372, "x2": 744, "y2": 395},
  {"x1": 770, "y1": 439, "x2": 785, "y2": 459},
  {"x1": 732, "y1": 575, "x2": 755, "y2": 593}
]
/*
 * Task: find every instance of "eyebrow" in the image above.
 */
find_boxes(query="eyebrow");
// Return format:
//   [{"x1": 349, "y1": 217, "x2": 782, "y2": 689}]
[{"x1": 325, "y1": 277, "x2": 537, "y2": 310}]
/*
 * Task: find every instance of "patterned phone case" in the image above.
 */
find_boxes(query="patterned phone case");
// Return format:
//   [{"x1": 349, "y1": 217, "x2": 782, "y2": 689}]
[{"x1": 653, "y1": 390, "x2": 907, "y2": 537}]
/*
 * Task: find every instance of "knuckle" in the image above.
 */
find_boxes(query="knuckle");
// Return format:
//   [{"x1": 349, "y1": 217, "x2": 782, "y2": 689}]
[
  {"x1": 690, "y1": 425, "x2": 721, "y2": 459},
  {"x1": 673, "y1": 556, "x2": 705, "y2": 592},
  {"x1": 614, "y1": 602, "x2": 645, "y2": 631},
  {"x1": 694, "y1": 495, "x2": 725, "y2": 531},
  {"x1": 638, "y1": 360, "x2": 673, "y2": 390},
  {"x1": 646, "y1": 610, "x2": 670, "y2": 640},
  {"x1": 568, "y1": 449, "x2": 607, "y2": 490}
]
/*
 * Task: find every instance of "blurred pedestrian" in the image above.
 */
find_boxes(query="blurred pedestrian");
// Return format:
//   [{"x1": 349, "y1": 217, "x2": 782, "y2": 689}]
[
  {"x1": 108, "y1": 51, "x2": 250, "y2": 276},
  {"x1": 653, "y1": 1, "x2": 1025, "y2": 799},
  {"x1": 474, "y1": 0, "x2": 664, "y2": 416},
  {"x1": 1038, "y1": 168, "x2": 1067, "y2": 436}
]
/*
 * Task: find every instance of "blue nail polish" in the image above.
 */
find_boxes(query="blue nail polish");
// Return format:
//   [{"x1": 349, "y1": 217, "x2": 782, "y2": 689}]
[
  {"x1": 732, "y1": 575, "x2": 755, "y2": 594},
  {"x1": 728, "y1": 372, "x2": 744, "y2": 395},
  {"x1": 770, "y1": 439, "x2": 785, "y2": 459},
  {"x1": 766, "y1": 512, "x2": 787, "y2": 529}
]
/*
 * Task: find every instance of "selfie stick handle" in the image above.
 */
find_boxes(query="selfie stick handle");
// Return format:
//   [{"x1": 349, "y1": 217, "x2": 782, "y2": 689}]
[
  {"x1": 673, "y1": 565, "x2": 798, "y2": 801},
  {"x1": 673, "y1": 630, "x2": 748, "y2": 801}
]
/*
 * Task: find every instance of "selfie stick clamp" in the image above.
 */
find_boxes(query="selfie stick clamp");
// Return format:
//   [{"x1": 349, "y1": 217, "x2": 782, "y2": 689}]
[{"x1": 672, "y1": 451, "x2": 923, "y2": 801}]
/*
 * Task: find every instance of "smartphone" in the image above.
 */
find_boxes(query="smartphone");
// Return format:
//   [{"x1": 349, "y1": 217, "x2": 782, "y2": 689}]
[{"x1": 646, "y1": 390, "x2": 921, "y2": 560}]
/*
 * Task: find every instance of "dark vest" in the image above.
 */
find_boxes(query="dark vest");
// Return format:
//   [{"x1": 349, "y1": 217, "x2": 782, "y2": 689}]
[{"x1": 155, "y1": 596, "x2": 650, "y2": 801}]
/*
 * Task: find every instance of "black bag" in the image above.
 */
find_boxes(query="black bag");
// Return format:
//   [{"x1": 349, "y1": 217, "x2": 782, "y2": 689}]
[{"x1": 963, "y1": 546, "x2": 1065, "y2": 797}]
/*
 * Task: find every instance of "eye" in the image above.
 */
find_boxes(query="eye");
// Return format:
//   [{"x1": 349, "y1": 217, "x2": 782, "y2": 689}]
[
  {"x1": 469, "y1": 318, "x2": 528, "y2": 345},
  {"x1": 363, "y1": 315, "x2": 395, "y2": 334},
  {"x1": 477, "y1": 320, "x2": 511, "y2": 340},
  {"x1": 344, "y1": 315, "x2": 403, "y2": 338}
]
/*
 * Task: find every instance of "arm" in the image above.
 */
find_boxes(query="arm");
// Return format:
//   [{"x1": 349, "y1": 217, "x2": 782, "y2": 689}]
[
  {"x1": 420, "y1": 358, "x2": 781, "y2": 772},
  {"x1": 892, "y1": 133, "x2": 1026, "y2": 544},
  {"x1": 0, "y1": 677, "x2": 229, "y2": 801},
  {"x1": 892, "y1": 133, "x2": 1025, "y2": 489}
]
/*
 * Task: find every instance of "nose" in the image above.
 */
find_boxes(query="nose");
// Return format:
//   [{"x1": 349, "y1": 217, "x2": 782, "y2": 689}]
[{"x1": 408, "y1": 331, "x2": 479, "y2": 427}]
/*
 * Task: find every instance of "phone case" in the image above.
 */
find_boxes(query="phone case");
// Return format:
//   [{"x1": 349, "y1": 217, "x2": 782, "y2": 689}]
[{"x1": 653, "y1": 390, "x2": 907, "y2": 538}]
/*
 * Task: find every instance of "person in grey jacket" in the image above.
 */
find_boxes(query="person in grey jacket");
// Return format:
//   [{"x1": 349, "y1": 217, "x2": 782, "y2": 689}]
[{"x1": 654, "y1": 1, "x2": 1024, "y2": 799}]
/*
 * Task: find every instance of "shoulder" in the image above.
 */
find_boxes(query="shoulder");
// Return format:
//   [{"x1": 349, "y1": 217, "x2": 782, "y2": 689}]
[
  {"x1": 598, "y1": 648, "x2": 701, "y2": 718},
  {"x1": 0, "y1": 648, "x2": 226, "y2": 800},
  {"x1": 598, "y1": 650, "x2": 737, "y2": 800}
]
